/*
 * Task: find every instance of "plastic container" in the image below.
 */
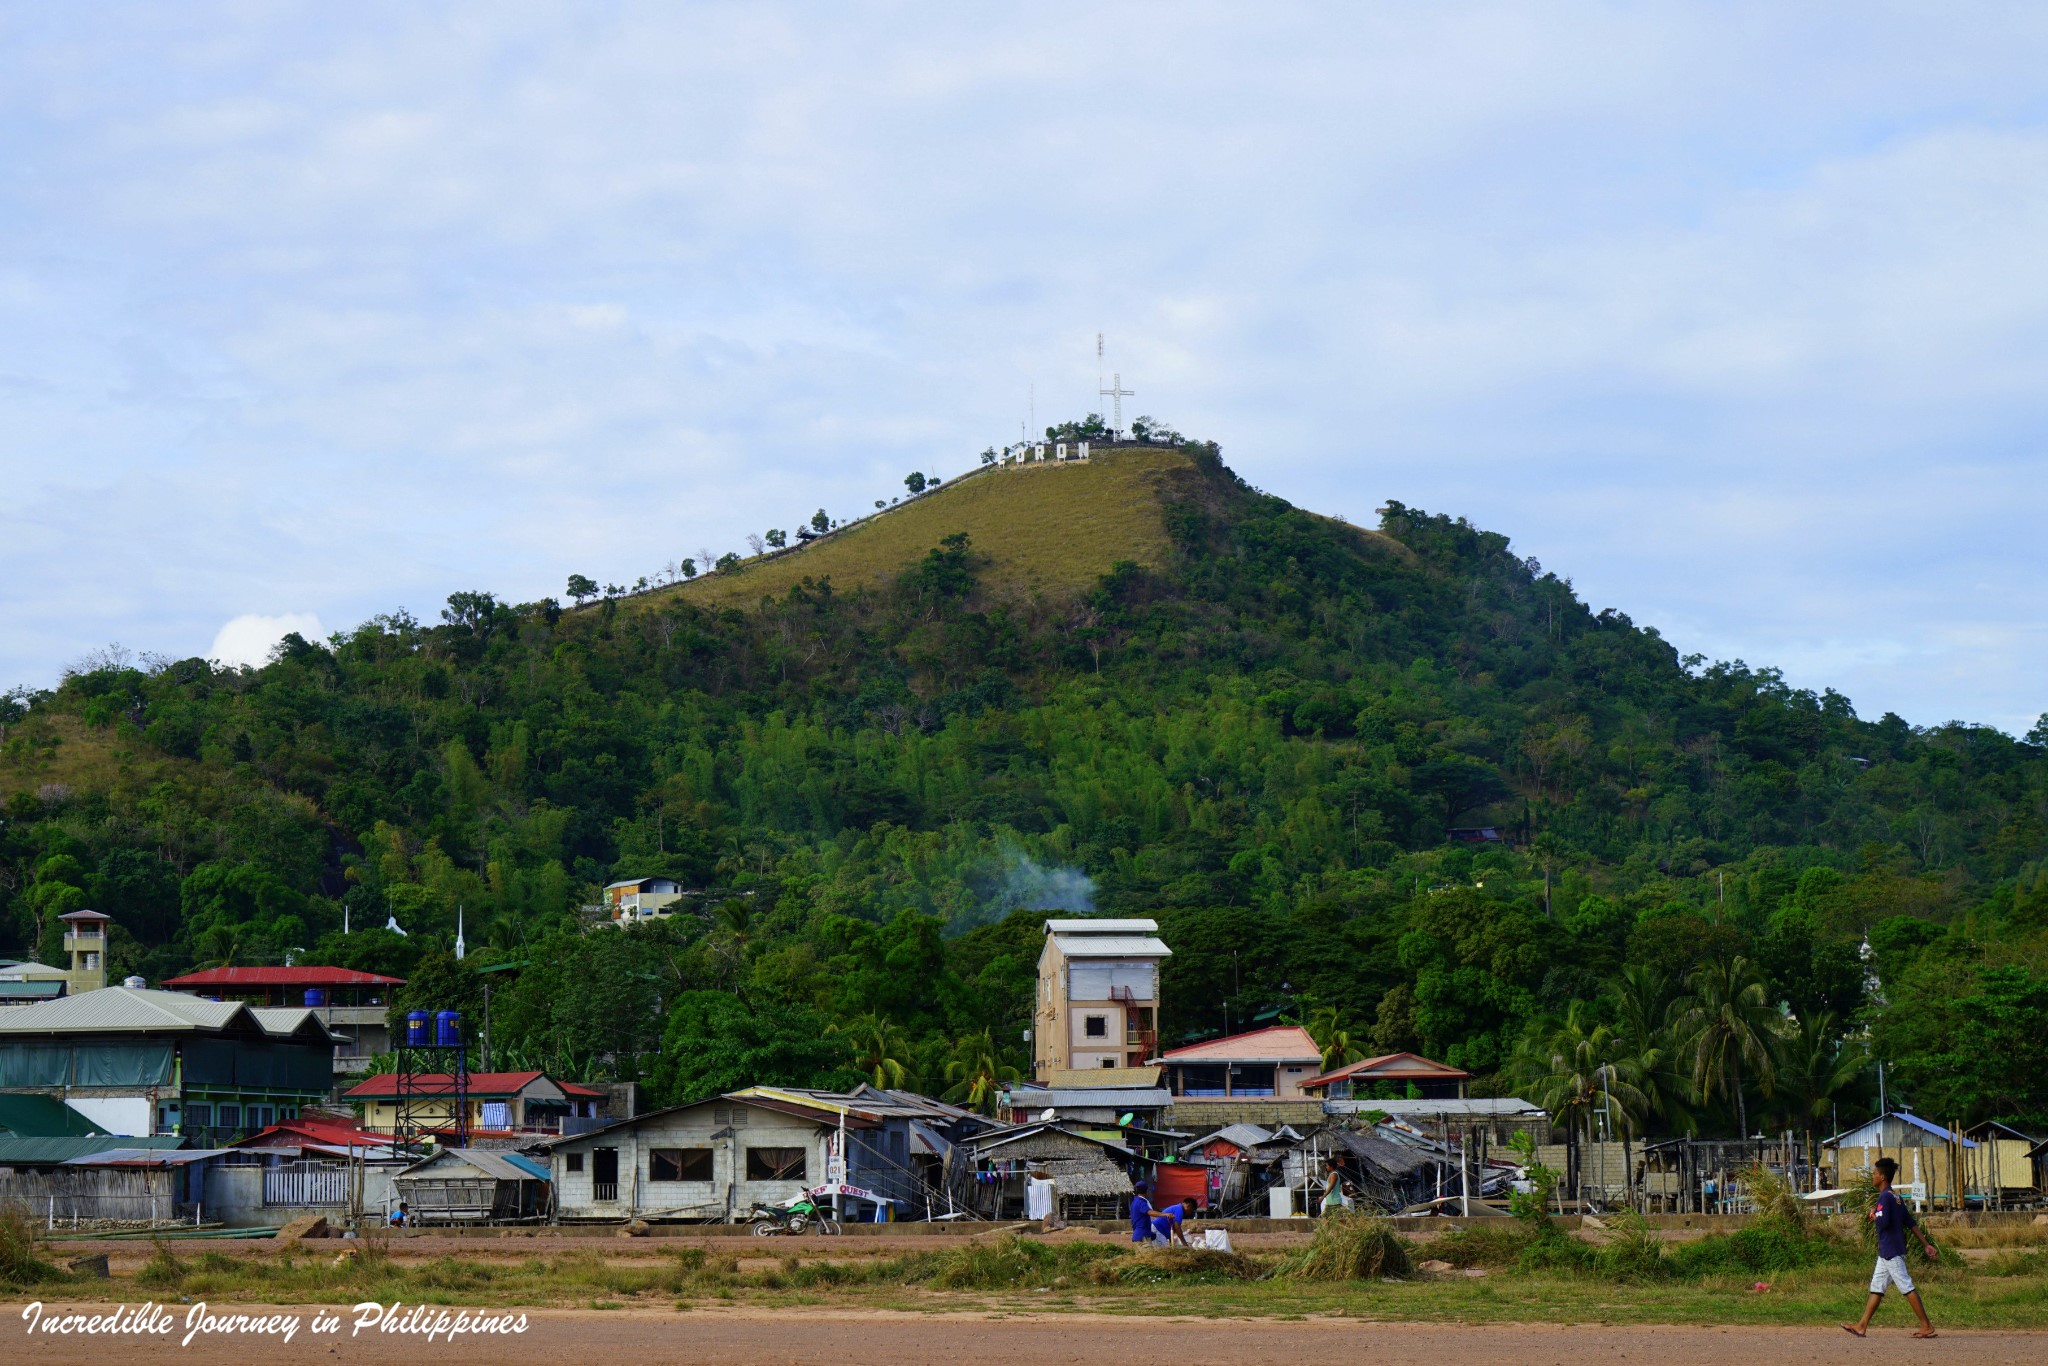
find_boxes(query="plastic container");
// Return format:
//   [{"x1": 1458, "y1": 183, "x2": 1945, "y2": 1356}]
[
  {"x1": 434, "y1": 1009, "x2": 461, "y2": 1048},
  {"x1": 303, "y1": 987, "x2": 327, "y2": 1007},
  {"x1": 404, "y1": 1010, "x2": 430, "y2": 1047}
]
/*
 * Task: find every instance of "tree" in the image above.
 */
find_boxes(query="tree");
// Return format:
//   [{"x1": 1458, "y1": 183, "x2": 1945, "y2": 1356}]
[
  {"x1": 1768, "y1": 1011, "x2": 1863, "y2": 1130},
  {"x1": 1304, "y1": 1004, "x2": 1366, "y2": 1072},
  {"x1": 1673, "y1": 957, "x2": 1779, "y2": 1137},
  {"x1": 714, "y1": 552, "x2": 741, "y2": 573},
  {"x1": 837, "y1": 1012, "x2": 915, "y2": 1089},
  {"x1": 566, "y1": 574, "x2": 598, "y2": 607},
  {"x1": 681, "y1": 559, "x2": 697, "y2": 579},
  {"x1": 765, "y1": 529, "x2": 786, "y2": 549},
  {"x1": 809, "y1": 510, "x2": 829, "y2": 534},
  {"x1": 905, "y1": 472, "x2": 927, "y2": 495},
  {"x1": 746, "y1": 533, "x2": 765, "y2": 556},
  {"x1": 941, "y1": 1029, "x2": 1018, "y2": 1113},
  {"x1": 979, "y1": 447, "x2": 997, "y2": 466},
  {"x1": 1512, "y1": 1001, "x2": 1647, "y2": 1146},
  {"x1": 651, "y1": 990, "x2": 856, "y2": 1104}
]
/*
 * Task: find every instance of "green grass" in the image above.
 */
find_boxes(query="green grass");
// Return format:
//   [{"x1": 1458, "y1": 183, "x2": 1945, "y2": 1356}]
[
  {"x1": 19, "y1": 1229, "x2": 2044, "y2": 1328},
  {"x1": 641, "y1": 446, "x2": 1198, "y2": 610}
]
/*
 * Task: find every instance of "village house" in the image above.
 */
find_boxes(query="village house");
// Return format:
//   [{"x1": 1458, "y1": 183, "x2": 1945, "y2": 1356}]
[
  {"x1": 160, "y1": 964, "x2": 405, "y2": 1077},
  {"x1": 1154, "y1": 1025, "x2": 1323, "y2": 1100},
  {"x1": 0, "y1": 985, "x2": 339, "y2": 1141},
  {"x1": 598, "y1": 876, "x2": 692, "y2": 925},
  {"x1": 1298, "y1": 1051, "x2": 1472, "y2": 1100},
  {"x1": 1033, "y1": 918, "x2": 1170, "y2": 1078},
  {"x1": 342, "y1": 1070, "x2": 606, "y2": 1136}
]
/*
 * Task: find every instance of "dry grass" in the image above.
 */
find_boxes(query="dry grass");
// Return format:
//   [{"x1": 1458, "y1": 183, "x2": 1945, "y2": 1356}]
[
  {"x1": 0, "y1": 713, "x2": 184, "y2": 801},
  {"x1": 636, "y1": 446, "x2": 1196, "y2": 611},
  {"x1": 1273, "y1": 1211, "x2": 1414, "y2": 1281}
]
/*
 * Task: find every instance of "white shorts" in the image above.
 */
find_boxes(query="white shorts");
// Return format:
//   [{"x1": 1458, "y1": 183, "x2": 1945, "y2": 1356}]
[{"x1": 1869, "y1": 1255, "x2": 1916, "y2": 1295}]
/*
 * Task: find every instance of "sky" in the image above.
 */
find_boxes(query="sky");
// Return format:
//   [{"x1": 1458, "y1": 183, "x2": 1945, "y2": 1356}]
[{"x1": 3, "y1": 3, "x2": 2046, "y2": 734}]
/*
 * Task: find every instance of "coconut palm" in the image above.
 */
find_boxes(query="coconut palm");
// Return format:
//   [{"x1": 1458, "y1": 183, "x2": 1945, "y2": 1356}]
[
  {"x1": 1673, "y1": 957, "x2": 1779, "y2": 1138},
  {"x1": 1611, "y1": 965, "x2": 1700, "y2": 1136},
  {"x1": 1511, "y1": 1000, "x2": 1648, "y2": 1144},
  {"x1": 1304, "y1": 1004, "x2": 1368, "y2": 1073},
  {"x1": 1768, "y1": 1011, "x2": 1863, "y2": 1130},
  {"x1": 941, "y1": 1029, "x2": 1019, "y2": 1114},
  {"x1": 838, "y1": 1012, "x2": 915, "y2": 1090}
]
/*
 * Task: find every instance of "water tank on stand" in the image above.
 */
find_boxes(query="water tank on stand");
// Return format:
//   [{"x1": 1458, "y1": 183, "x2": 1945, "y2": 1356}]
[
  {"x1": 303, "y1": 987, "x2": 327, "y2": 1008},
  {"x1": 405, "y1": 1010, "x2": 430, "y2": 1047},
  {"x1": 434, "y1": 1009, "x2": 462, "y2": 1048}
]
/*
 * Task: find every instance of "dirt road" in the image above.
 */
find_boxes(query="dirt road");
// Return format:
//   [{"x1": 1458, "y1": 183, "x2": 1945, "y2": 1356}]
[{"x1": 8, "y1": 1305, "x2": 2042, "y2": 1365}]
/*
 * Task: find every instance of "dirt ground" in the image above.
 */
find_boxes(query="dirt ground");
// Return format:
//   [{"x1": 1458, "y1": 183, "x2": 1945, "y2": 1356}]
[{"x1": 8, "y1": 1305, "x2": 2044, "y2": 1365}]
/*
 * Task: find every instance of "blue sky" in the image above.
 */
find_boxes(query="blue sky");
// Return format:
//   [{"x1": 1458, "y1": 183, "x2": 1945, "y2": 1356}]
[{"x1": 3, "y1": 4, "x2": 2046, "y2": 733}]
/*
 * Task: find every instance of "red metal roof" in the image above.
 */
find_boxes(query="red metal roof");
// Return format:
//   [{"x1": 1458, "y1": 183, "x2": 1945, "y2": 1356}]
[
  {"x1": 1154, "y1": 1025, "x2": 1322, "y2": 1064},
  {"x1": 343, "y1": 1070, "x2": 563, "y2": 1099},
  {"x1": 560, "y1": 1081, "x2": 606, "y2": 1097},
  {"x1": 161, "y1": 966, "x2": 405, "y2": 988},
  {"x1": 1300, "y1": 1051, "x2": 1471, "y2": 1090},
  {"x1": 233, "y1": 1116, "x2": 391, "y2": 1149}
]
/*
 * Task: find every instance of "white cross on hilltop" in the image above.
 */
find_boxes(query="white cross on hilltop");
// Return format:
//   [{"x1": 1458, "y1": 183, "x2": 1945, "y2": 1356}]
[{"x1": 1099, "y1": 373, "x2": 1133, "y2": 438}]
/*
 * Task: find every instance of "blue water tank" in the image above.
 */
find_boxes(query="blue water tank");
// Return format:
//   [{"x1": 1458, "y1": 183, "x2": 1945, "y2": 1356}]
[
  {"x1": 434, "y1": 1009, "x2": 461, "y2": 1048},
  {"x1": 405, "y1": 1010, "x2": 430, "y2": 1047},
  {"x1": 303, "y1": 987, "x2": 327, "y2": 1008}
]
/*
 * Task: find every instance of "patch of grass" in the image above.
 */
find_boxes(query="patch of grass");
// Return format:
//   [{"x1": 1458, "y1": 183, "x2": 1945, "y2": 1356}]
[
  {"x1": 1424, "y1": 1221, "x2": 1533, "y2": 1268},
  {"x1": 642, "y1": 447, "x2": 1196, "y2": 611},
  {"x1": 0, "y1": 1203, "x2": 64, "y2": 1288},
  {"x1": 1274, "y1": 1211, "x2": 1413, "y2": 1281},
  {"x1": 1087, "y1": 1246, "x2": 1262, "y2": 1286}
]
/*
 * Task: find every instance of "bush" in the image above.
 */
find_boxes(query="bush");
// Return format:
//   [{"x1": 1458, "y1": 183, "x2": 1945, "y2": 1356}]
[
  {"x1": 0, "y1": 1203, "x2": 62, "y2": 1287},
  {"x1": 1590, "y1": 1209, "x2": 1665, "y2": 1282},
  {"x1": 1426, "y1": 1222, "x2": 1532, "y2": 1268},
  {"x1": 1088, "y1": 1247, "x2": 1262, "y2": 1286},
  {"x1": 1275, "y1": 1211, "x2": 1413, "y2": 1281},
  {"x1": 136, "y1": 1238, "x2": 188, "y2": 1290},
  {"x1": 921, "y1": 1236, "x2": 1121, "y2": 1289}
]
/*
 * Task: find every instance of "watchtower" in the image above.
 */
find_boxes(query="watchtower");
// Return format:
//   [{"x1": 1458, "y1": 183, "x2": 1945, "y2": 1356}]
[{"x1": 59, "y1": 909, "x2": 111, "y2": 995}]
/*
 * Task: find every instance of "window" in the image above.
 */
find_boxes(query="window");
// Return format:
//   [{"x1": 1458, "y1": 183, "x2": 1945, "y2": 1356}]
[
  {"x1": 1101, "y1": 1058, "x2": 1117, "y2": 1067},
  {"x1": 650, "y1": 1148, "x2": 714, "y2": 1182},
  {"x1": 1083, "y1": 1015, "x2": 1108, "y2": 1038},
  {"x1": 745, "y1": 1147, "x2": 809, "y2": 1182},
  {"x1": 187, "y1": 1103, "x2": 212, "y2": 1129},
  {"x1": 254, "y1": 1105, "x2": 274, "y2": 1129},
  {"x1": 566, "y1": 1153, "x2": 584, "y2": 1173},
  {"x1": 218, "y1": 1104, "x2": 242, "y2": 1130}
]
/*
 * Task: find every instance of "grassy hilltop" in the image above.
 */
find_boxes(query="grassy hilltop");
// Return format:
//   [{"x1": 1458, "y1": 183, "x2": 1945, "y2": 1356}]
[
  {"x1": 660, "y1": 446, "x2": 1196, "y2": 608},
  {"x1": 2, "y1": 433, "x2": 2045, "y2": 1129}
]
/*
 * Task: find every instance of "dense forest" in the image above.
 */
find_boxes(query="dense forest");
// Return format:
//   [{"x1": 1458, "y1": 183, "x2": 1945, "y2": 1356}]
[{"x1": 3, "y1": 439, "x2": 2045, "y2": 1135}]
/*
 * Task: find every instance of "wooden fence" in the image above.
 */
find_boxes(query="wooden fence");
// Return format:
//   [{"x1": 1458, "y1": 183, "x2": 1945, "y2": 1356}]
[{"x1": 0, "y1": 1166, "x2": 189, "y2": 1224}]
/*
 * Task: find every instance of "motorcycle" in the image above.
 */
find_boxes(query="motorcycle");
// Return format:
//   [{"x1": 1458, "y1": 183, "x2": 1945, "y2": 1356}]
[{"x1": 747, "y1": 1193, "x2": 842, "y2": 1236}]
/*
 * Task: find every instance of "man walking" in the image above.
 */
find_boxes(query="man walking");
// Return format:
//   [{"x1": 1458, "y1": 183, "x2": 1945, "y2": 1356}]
[{"x1": 1842, "y1": 1157, "x2": 1938, "y2": 1339}]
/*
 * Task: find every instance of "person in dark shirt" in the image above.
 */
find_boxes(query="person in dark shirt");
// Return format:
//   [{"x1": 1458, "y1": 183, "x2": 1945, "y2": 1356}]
[
  {"x1": 1127, "y1": 1182, "x2": 1154, "y2": 1244},
  {"x1": 1842, "y1": 1156, "x2": 1939, "y2": 1338}
]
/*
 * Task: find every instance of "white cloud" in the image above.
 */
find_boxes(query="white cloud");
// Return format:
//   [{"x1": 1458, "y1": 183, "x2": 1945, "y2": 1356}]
[
  {"x1": 2, "y1": 5, "x2": 2047, "y2": 728},
  {"x1": 208, "y1": 613, "x2": 325, "y2": 670}
]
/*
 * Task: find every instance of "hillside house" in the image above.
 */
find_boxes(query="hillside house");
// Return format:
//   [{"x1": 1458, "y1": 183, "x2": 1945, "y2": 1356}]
[
  {"x1": 0, "y1": 986, "x2": 338, "y2": 1140},
  {"x1": 600, "y1": 877, "x2": 692, "y2": 925}
]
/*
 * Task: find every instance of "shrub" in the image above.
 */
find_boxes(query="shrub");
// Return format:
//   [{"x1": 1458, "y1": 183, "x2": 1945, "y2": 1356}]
[
  {"x1": 1426, "y1": 1222, "x2": 1532, "y2": 1269},
  {"x1": 136, "y1": 1238, "x2": 188, "y2": 1290},
  {"x1": 1087, "y1": 1247, "x2": 1261, "y2": 1286},
  {"x1": 0, "y1": 1203, "x2": 62, "y2": 1287},
  {"x1": 1275, "y1": 1211, "x2": 1413, "y2": 1281},
  {"x1": 1590, "y1": 1209, "x2": 1665, "y2": 1282}
]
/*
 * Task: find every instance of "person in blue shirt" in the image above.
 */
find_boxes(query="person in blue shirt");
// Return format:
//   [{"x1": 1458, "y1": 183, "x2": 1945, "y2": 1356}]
[
  {"x1": 1842, "y1": 1157, "x2": 1938, "y2": 1339},
  {"x1": 1150, "y1": 1198, "x2": 1200, "y2": 1247},
  {"x1": 1127, "y1": 1182, "x2": 1153, "y2": 1244}
]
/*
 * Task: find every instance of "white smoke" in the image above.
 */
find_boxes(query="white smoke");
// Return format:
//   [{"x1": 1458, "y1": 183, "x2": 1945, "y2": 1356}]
[{"x1": 991, "y1": 853, "x2": 1096, "y2": 916}]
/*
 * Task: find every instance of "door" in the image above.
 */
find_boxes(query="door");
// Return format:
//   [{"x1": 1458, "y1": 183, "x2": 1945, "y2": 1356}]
[{"x1": 593, "y1": 1147, "x2": 620, "y2": 1203}]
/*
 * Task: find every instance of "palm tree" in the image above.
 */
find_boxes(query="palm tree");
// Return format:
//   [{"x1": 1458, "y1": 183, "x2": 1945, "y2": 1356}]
[
  {"x1": 1769, "y1": 1011, "x2": 1863, "y2": 1130},
  {"x1": 941, "y1": 1029, "x2": 1019, "y2": 1114},
  {"x1": 1304, "y1": 1004, "x2": 1368, "y2": 1073},
  {"x1": 1611, "y1": 965, "x2": 1699, "y2": 1136},
  {"x1": 1511, "y1": 1001, "x2": 1647, "y2": 1144},
  {"x1": 838, "y1": 1013, "x2": 914, "y2": 1090},
  {"x1": 1673, "y1": 957, "x2": 1779, "y2": 1137}
]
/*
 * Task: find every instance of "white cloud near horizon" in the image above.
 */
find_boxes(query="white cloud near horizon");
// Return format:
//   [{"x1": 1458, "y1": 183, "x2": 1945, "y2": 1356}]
[
  {"x1": 1, "y1": 4, "x2": 2046, "y2": 732},
  {"x1": 208, "y1": 613, "x2": 326, "y2": 670}
]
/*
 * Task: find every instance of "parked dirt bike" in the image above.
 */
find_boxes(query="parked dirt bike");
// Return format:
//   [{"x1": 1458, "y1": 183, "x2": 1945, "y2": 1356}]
[{"x1": 747, "y1": 1194, "x2": 842, "y2": 1236}]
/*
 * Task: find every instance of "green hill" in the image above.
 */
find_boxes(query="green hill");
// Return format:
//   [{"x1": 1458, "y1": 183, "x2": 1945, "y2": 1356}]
[{"x1": 3, "y1": 436, "x2": 2044, "y2": 1128}]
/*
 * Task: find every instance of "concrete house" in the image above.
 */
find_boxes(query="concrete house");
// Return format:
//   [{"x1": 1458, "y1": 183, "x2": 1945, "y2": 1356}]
[
  {"x1": 601, "y1": 877, "x2": 691, "y2": 925},
  {"x1": 1033, "y1": 918, "x2": 1171, "y2": 1079},
  {"x1": 1154, "y1": 1025, "x2": 1323, "y2": 1100},
  {"x1": 342, "y1": 1070, "x2": 605, "y2": 1135},
  {"x1": 1299, "y1": 1051, "x2": 1472, "y2": 1100},
  {"x1": 542, "y1": 1093, "x2": 869, "y2": 1222}
]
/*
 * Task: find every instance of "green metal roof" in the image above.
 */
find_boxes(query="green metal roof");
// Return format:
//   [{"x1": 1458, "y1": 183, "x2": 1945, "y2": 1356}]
[
  {"x1": 0, "y1": 1135, "x2": 181, "y2": 1165},
  {"x1": 0, "y1": 1093, "x2": 108, "y2": 1137},
  {"x1": 0, "y1": 981, "x2": 67, "y2": 1000}
]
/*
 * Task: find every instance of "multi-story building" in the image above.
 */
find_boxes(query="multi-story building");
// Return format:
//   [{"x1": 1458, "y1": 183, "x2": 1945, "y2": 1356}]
[
  {"x1": 59, "y1": 908, "x2": 111, "y2": 995},
  {"x1": 1032, "y1": 918, "x2": 1170, "y2": 1080},
  {"x1": 600, "y1": 877, "x2": 692, "y2": 925},
  {"x1": 159, "y1": 965, "x2": 405, "y2": 1079}
]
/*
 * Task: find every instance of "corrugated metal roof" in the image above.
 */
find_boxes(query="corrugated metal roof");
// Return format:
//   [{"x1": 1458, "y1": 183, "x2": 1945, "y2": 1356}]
[
  {"x1": 1002, "y1": 1086, "x2": 1172, "y2": 1109},
  {"x1": 0, "y1": 986, "x2": 247, "y2": 1034},
  {"x1": 1180, "y1": 1123, "x2": 1276, "y2": 1154},
  {"x1": 0, "y1": 961, "x2": 65, "y2": 980},
  {"x1": 397, "y1": 1148, "x2": 550, "y2": 1182},
  {"x1": 1155, "y1": 1025, "x2": 1320, "y2": 1063},
  {"x1": 1324, "y1": 1097, "x2": 1546, "y2": 1119},
  {"x1": 1056, "y1": 936, "x2": 1172, "y2": 958},
  {"x1": 1044, "y1": 918, "x2": 1159, "y2": 935},
  {"x1": 61, "y1": 1146, "x2": 234, "y2": 1167},
  {"x1": 345, "y1": 1071, "x2": 558, "y2": 1099},
  {"x1": 161, "y1": 966, "x2": 405, "y2": 988},
  {"x1": 0, "y1": 981, "x2": 67, "y2": 999},
  {"x1": 1302, "y1": 1051, "x2": 1471, "y2": 1089},
  {"x1": 0, "y1": 1135, "x2": 184, "y2": 1164}
]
